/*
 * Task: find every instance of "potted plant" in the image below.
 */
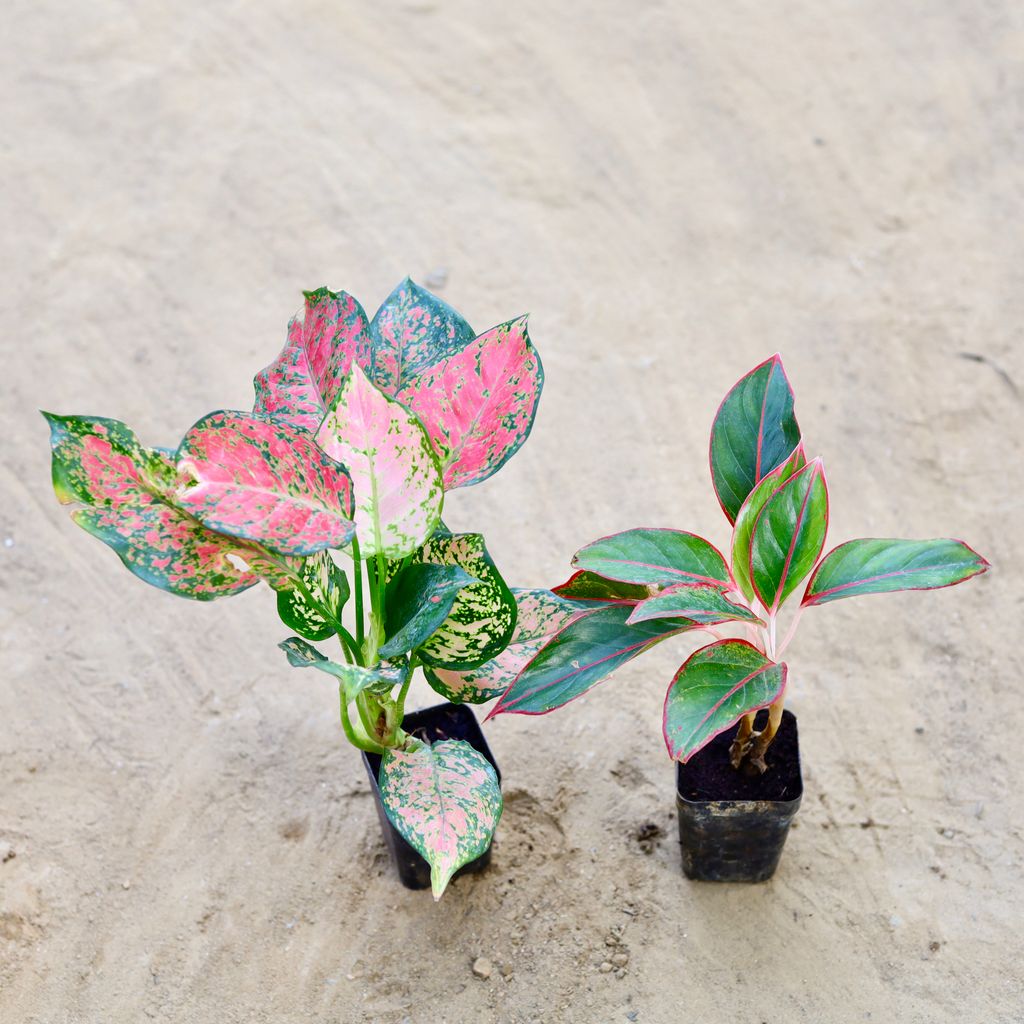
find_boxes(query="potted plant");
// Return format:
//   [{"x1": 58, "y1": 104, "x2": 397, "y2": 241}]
[
  {"x1": 44, "y1": 278, "x2": 543, "y2": 899},
  {"x1": 484, "y1": 354, "x2": 989, "y2": 882}
]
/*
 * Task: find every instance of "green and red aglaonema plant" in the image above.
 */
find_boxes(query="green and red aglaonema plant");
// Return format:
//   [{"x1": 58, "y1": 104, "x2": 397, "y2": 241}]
[
  {"x1": 44, "y1": 279, "x2": 543, "y2": 898},
  {"x1": 486, "y1": 354, "x2": 989, "y2": 775}
]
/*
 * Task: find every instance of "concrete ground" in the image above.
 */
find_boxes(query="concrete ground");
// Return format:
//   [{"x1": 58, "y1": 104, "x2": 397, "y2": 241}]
[{"x1": 2, "y1": 2, "x2": 1021, "y2": 1021}]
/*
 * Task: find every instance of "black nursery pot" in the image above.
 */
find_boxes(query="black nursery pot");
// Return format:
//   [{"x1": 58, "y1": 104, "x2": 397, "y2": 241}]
[
  {"x1": 361, "y1": 702, "x2": 501, "y2": 891},
  {"x1": 676, "y1": 709, "x2": 803, "y2": 883}
]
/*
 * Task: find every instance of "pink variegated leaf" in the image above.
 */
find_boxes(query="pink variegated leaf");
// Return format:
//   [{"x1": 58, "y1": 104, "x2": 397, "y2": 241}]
[
  {"x1": 253, "y1": 288, "x2": 372, "y2": 431},
  {"x1": 379, "y1": 739, "x2": 502, "y2": 899},
  {"x1": 396, "y1": 317, "x2": 544, "y2": 489},
  {"x1": 316, "y1": 364, "x2": 443, "y2": 560},
  {"x1": 425, "y1": 588, "x2": 589, "y2": 704},
  {"x1": 176, "y1": 411, "x2": 355, "y2": 557},
  {"x1": 368, "y1": 277, "x2": 476, "y2": 392},
  {"x1": 43, "y1": 412, "x2": 266, "y2": 600}
]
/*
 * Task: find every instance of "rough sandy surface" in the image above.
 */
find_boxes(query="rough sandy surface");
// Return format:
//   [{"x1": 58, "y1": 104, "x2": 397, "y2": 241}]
[{"x1": 2, "y1": 2, "x2": 1022, "y2": 1021}]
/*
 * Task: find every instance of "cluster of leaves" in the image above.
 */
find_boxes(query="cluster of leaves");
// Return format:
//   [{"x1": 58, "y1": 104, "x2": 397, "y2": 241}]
[
  {"x1": 488, "y1": 355, "x2": 988, "y2": 771},
  {"x1": 45, "y1": 279, "x2": 544, "y2": 898}
]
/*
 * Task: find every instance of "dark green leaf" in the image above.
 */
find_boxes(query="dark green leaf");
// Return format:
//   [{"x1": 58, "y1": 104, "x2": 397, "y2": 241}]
[
  {"x1": 551, "y1": 570, "x2": 651, "y2": 604},
  {"x1": 572, "y1": 529, "x2": 731, "y2": 588},
  {"x1": 802, "y1": 538, "x2": 989, "y2": 607},
  {"x1": 710, "y1": 355, "x2": 801, "y2": 524},
  {"x1": 381, "y1": 563, "x2": 476, "y2": 658},
  {"x1": 627, "y1": 583, "x2": 763, "y2": 626},
  {"x1": 488, "y1": 603, "x2": 696, "y2": 718},
  {"x1": 750, "y1": 458, "x2": 828, "y2": 612},
  {"x1": 663, "y1": 640, "x2": 787, "y2": 762}
]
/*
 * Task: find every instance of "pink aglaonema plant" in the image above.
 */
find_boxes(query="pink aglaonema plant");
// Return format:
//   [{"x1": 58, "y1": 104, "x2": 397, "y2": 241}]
[
  {"x1": 44, "y1": 278, "x2": 543, "y2": 898},
  {"x1": 487, "y1": 355, "x2": 989, "y2": 774}
]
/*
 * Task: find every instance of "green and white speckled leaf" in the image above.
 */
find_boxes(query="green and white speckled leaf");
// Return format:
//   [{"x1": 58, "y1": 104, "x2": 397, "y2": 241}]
[
  {"x1": 425, "y1": 588, "x2": 588, "y2": 704},
  {"x1": 404, "y1": 531, "x2": 518, "y2": 671},
  {"x1": 276, "y1": 551, "x2": 350, "y2": 641},
  {"x1": 379, "y1": 739, "x2": 502, "y2": 899},
  {"x1": 368, "y1": 277, "x2": 476, "y2": 393},
  {"x1": 380, "y1": 563, "x2": 476, "y2": 658},
  {"x1": 43, "y1": 412, "x2": 262, "y2": 600},
  {"x1": 316, "y1": 364, "x2": 444, "y2": 560},
  {"x1": 278, "y1": 637, "x2": 406, "y2": 698}
]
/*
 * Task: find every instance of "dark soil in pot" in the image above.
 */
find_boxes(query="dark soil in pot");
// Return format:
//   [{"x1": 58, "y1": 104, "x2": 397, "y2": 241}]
[
  {"x1": 676, "y1": 709, "x2": 802, "y2": 882},
  {"x1": 362, "y1": 702, "x2": 501, "y2": 891}
]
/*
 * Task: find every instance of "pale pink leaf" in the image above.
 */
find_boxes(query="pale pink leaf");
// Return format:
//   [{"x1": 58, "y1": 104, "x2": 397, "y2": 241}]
[{"x1": 316, "y1": 364, "x2": 443, "y2": 560}]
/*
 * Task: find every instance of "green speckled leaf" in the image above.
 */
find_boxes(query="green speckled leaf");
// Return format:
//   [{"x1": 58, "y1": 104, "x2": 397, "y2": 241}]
[
  {"x1": 404, "y1": 531, "x2": 518, "y2": 671},
  {"x1": 278, "y1": 637, "x2": 406, "y2": 698},
  {"x1": 368, "y1": 277, "x2": 476, "y2": 392},
  {"x1": 425, "y1": 588, "x2": 588, "y2": 704},
  {"x1": 276, "y1": 551, "x2": 350, "y2": 641},
  {"x1": 379, "y1": 739, "x2": 502, "y2": 899}
]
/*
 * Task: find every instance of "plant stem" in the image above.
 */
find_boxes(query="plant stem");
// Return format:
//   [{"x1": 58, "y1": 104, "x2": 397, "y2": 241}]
[
  {"x1": 777, "y1": 605, "x2": 805, "y2": 657},
  {"x1": 351, "y1": 535, "x2": 365, "y2": 654},
  {"x1": 339, "y1": 685, "x2": 386, "y2": 754},
  {"x1": 747, "y1": 696, "x2": 785, "y2": 774},
  {"x1": 729, "y1": 712, "x2": 756, "y2": 769}
]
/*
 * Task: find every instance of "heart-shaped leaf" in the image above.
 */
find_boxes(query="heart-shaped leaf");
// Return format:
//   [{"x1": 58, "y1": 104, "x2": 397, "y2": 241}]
[
  {"x1": 253, "y1": 288, "x2": 372, "y2": 432},
  {"x1": 731, "y1": 445, "x2": 807, "y2": 602},
  {"x1": 379, "y1": 739, "x2": 502, "y2": 899},
  {"x1": 802, "y1": 538, "x2": 989, "y2": 607},
  {"x1": 551, "y1": 571, "x2": 651, "y2": 605},
  {"x1": 424, "y1": 588, "x2": 588, "y2": 704},
  {"x1": 396, "y1": 317, "x2": 544, "y2": 489},
  {"x1": 572, "y1": 529, "x2": 731, "y2": 588},
  {"x1": 276, "y1": 551, "x2": 350, "y2": 641},
  {"x1": 368, "y1": 277, "x2": 476, "y2": 393},
  {"x1": 381, "y1": 563, "x2": 476, "y2": 658},
  {"x1": 487, "y1": 602, "x2": 697, "y2": 718},
  {"x1": 750, "y1": 458, "x2": 828, "y2": 613},
  {"x1": 278, "y1": 636, "x2": 406, "y2": 697},
  {"x1": 44, "y1": 413, "x2": 261, "y2": 600},
  {"x1": 627, "y1": 583, "x2": 764, "y2": 626},
  {"x1": 316, "y1": 364, "x2": 444, "y2": 560},
  {"x1": 663, "y1": 640, "x2": 787, "y2": 762},
  {"x1": 710, "y1": 354, "x2": 801, "y2": 524},
  {"x1": 176, "y1": 411, "x2": 355, "y2": 557},
  {"x1": 405, "y1": 531, "x2": 518, "y2": 671}
]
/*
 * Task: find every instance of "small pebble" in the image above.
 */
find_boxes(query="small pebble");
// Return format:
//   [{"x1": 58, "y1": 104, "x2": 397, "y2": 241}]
[
  {"x1": 501, "y1": 964, "x2": 514, "y2": 980},
  {"x1": 122, "y1": 880, "x2": 131, "y2": 890},
  {"x1": 599, "y1": 961, "x2": 613, "y2": 974},
  {"x1": 0, "y1": 842, "x2": 14, "y2": 863},
  {"x1": 425, "y1": 268, "x2": 448, "y2": 290},
  {"x1": 3, "y1": 537, "x2": 13, "y2": 548},
  {"x1": 615, "y1": 968, "x2": 627, "y2": 979},
  {"x1": 472, "y1": 957, "x2": 492, "y2": 980},
  {"x1": 604, "y1": 934, "x2": 619, "y2": 946},
  {"x1": 627, "y1": 1013, "x2": 639, "y2": 1022},
  {"x1": 612, "y1": 952, "x2": 629, "y2": 967}
]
